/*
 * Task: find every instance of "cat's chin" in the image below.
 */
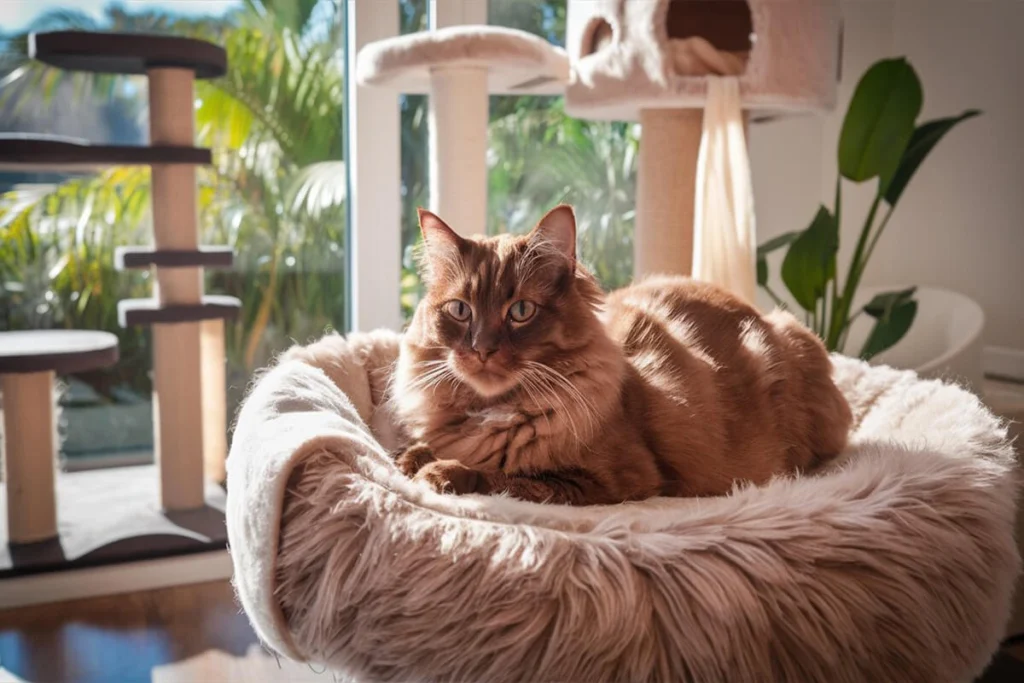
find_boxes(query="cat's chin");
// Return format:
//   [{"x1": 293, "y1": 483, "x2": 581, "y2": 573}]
[{"x1": 461, "y1": 370, "x2": 519, "y2": 399}]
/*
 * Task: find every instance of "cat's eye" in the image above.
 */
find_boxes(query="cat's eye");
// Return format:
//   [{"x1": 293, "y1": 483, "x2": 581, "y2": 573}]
[
  {"x1": 445, "y1": 300, "x2": 471, "y2": 321},
  {"x1": 508, "y1": 300, "x2": 537, "y2": 323}
]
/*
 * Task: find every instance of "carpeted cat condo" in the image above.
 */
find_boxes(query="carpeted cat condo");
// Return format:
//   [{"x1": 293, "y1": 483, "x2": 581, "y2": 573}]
[
  {"x1": 226, "y1": 330, "x2": 1020, "y2": 683},
  {"x1": 565, "y1": 0, "x2": 841, "y2": 302}
]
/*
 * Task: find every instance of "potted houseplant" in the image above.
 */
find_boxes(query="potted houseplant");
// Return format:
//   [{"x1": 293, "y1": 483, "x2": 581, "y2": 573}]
[{"x1": 757, "y1": 57, "x2": 982, "y2": 387}]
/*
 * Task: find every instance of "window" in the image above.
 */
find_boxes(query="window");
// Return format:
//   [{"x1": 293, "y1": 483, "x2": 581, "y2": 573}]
[
  {"x1": 399, "y1": 0, "x2": 639, "y2": 321},
  {"x1": 0, "y1": 0, "x2": 348, "y2": 468},
  {"x1": 1, "y1": 0, "x2": 639, "y2": 465}
]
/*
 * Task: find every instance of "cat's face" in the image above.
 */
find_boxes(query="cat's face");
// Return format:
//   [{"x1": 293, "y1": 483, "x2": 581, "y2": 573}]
[{"x1": 409, "y1": 205, "x2": 602, "y2": 399}]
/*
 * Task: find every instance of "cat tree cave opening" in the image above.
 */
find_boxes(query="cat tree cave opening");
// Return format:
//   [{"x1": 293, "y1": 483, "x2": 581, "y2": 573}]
[
  {"x1": 582, "y1": 16, "x2": 615, "y2": 58},
  {"x1": 667, "y1": 0, "x2": 753, "y2": 76},
  {"x1": 579, "y1": 0, "x2": 754, "y2": 77}
]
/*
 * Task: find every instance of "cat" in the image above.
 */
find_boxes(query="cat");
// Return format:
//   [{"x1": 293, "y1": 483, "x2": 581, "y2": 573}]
[{"x1": 392, "y1": 204, "x2": 852, "y2": 505}]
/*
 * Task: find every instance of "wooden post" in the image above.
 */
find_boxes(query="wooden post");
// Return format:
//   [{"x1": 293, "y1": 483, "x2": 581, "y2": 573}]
[
  {"x1": 2, "y1": 372, "x2": 58, "y2": 543},
  {"x1": 429, "y1": 67, "x2": 489, "y2": 236},
  {"x1": 635, "y1": 108, "x2": 704, "y2": 278},
  {"x1": 147, "y1": 67, "x2": 207, "y2": 510}
]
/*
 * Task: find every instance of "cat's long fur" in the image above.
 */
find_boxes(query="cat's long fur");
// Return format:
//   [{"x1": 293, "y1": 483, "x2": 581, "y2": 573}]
[{"x1": 393, "y1": 205, "x2": 851, "y2": 504}]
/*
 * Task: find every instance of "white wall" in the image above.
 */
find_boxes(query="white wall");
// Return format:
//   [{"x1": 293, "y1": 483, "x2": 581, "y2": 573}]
[{"x1": 749, "y1": 0, "x2": 1024, "y2": 353}]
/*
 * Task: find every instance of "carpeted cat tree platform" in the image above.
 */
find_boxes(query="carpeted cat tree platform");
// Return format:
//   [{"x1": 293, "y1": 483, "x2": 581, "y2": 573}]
[{"x1": 227, "y1": 330, "x2": 1019, "y2": 682}]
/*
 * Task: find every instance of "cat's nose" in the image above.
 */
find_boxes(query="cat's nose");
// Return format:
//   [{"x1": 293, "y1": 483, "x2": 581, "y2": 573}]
[{"x1": 475, "y1": 346, "x2": 497, "y2": 362}]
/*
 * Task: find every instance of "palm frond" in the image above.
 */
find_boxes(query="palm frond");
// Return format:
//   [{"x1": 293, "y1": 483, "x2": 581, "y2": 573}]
[
  {"x1": 287, "y1": 161, "x2": 346, "y2": 218},
  {"x1": 200, "y1": 26, "x2": 343, "y2": 168}
]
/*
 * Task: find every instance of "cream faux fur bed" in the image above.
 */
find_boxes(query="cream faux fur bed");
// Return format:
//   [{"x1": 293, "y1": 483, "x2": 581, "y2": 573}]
[{"x1": 227, "y1": 329, "x2": 1020, "y2": 683}]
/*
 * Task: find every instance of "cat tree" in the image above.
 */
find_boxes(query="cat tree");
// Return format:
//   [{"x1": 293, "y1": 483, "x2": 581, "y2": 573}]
[{"x1": 0, "y1": 31, "x2": 236, "y2": 599}]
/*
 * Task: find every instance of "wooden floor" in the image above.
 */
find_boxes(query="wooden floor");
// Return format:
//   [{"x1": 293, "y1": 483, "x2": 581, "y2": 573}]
[{"x1": 0, "y1": 581, "x2": 258, "y2": 683}]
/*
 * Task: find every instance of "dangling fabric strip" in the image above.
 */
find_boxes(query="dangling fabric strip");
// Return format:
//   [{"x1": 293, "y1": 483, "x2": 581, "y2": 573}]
[{"x1": 692, "y1": 77, "x2": 757, "y2": 304}]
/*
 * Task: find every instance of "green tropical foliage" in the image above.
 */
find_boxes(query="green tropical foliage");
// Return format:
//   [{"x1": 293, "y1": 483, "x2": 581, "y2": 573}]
[{"x1": 1, "y1": 1, "x2": 349, "y2": 405}]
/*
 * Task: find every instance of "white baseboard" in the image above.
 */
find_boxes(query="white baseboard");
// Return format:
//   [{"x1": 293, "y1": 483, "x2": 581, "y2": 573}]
[
  {"x1": 984, "y1": 346, "x2": 1024, "y2": 383},
  {"x1": 0, "y1": 550, "x2": 232, "y2": 610}
]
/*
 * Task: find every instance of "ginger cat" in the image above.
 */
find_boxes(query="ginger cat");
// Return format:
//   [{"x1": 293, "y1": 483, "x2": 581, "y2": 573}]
[{"x1": 393, "y1": 205, "x2": 851, "y2": 505}]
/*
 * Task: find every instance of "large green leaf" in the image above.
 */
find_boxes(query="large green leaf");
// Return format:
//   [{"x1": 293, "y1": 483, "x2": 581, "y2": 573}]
[
  {"x1": 838, "y1": 58, "x2": 923, "y2": 190},
  {"x1": 884, "y1": 110, "x2": 981, "y2": 205},
  {"x1": 781, "y1": 207, "x2": 837, "y2": 311},
  {"x1": 757, "y1": 231, "x2": 801, "y2": 258},
  {"x1": 860, "y1": 299, "x2": 917, "y2": 359},
  {"x1": 756, "y1": 231, "x2": 800, "y2": 287},
  {"x1": 863, "y1": 286, "x2": 917, "y2": 318}
]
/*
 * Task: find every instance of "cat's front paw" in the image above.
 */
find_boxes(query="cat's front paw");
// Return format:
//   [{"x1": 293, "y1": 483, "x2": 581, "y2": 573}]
[
  {"x1": 414, "y1": 460, "x2": 490, "y2": 496},
  {"x1": 395, "y1": 442, "x2": 436, "y2": 478}
]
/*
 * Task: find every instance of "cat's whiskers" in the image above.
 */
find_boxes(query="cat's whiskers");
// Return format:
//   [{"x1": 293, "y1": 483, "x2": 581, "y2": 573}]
[
  {"x1": 524, "y1": 361, "x2": 598, "y2": 435},
  {"x1": 408, "y1": 362, "x2": 460, "y2": 395},
  {"x1": 524, "y1": 372, "x2": 578, "y2": 445},
  {"x1": 515, "y1": 371, "x2": 555, "y2": 439},
  {"x1": 412, "y1": 367, "x2": 455, "y2": 391},
  {"x1": 385, "y1": 350, "x2": 450, "y2": 404},
  {"x1": 521, "y1": 366, "x2": 586, "y2": 446}
]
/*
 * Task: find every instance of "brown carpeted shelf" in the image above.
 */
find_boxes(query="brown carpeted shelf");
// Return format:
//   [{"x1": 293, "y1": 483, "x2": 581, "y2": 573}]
[
  {"x1": 29, "y1": 31, "x2": 227, "y2": 79},
  {"x1": 118, "y1": 296, "x2": 241, "y2": 327},
  {"x1": 0, "y1": 135, "x2": 211, "y2": 171},
  {"x1": 115, "y1": 246, "x2": 235, "y2": 270}
]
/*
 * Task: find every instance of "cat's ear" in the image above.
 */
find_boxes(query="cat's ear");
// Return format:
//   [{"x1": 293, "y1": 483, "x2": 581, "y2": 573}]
[
  {"x1": 418, "y1": 208, "x2": 465, "y2": 255},
  {"x1": 528, "y1": 204, "x2": 576, "y2": 262},
  {"x1": 417, "y1": 208, "x2": 465, "y2": 279}
]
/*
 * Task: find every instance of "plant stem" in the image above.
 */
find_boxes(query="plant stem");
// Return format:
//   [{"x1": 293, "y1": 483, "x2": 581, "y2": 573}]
[
  {"x1": 834, "y1": 205, "x2": 897, "y2": 353},
  {"x1": 828, "y1": 193, "x2": 881, "y2": 351},
  {"x1": 861, "y1": 202, "x2": 897, "y2": 271},
  {"x1": 840, "y1": 310, "x2": 861, "y2": 352},
  {"x1": 827, "y1": 177, "x2": 842, "y2": 347},
  {"x1": 820, "y1": 279, "x2": 831, "y2": 339}
]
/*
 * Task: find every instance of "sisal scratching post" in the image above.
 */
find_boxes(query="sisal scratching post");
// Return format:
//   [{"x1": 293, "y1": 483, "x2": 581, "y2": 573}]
[
  {"x1": 148, "y1": 67, "x2": 207, "y2": 510},
  {"x1": 429, "y1": 67, "x2": 489, "y2": 235},
  {"x1": 1, "y1": 372, "x2": 57, "y2": 543},
  {"x1": 635, "y1": 108, "x2": 703, "y2": 277}
]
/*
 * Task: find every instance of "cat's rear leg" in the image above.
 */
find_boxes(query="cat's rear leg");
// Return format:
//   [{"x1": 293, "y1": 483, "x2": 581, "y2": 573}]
[{"x1": 765, "y1": 309, "x2": 853, "y2": 467}]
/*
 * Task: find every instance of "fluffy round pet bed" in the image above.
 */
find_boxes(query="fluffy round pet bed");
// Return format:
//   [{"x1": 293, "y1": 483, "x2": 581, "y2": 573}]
[{"x1": 227, "y1": 330, "x2": 1020, "y2": 683}]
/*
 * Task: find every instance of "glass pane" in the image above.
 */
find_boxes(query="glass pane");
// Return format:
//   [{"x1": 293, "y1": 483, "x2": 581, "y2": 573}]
[
  {"x1": 0, "y1": 1, "x2": 348, "y2": 469},
  {"x1": 489, "y1": 0, "x2": 567, "y2": 46},
  {"x1": 488, "y1": 0, "x2": 638, "y2": 290},
  {"x1": 488, "y1": 98, "x2": 638, "y2": 289},
  {"x1": 399, "y1": 0, "x2": 429, "y2": 319}
]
